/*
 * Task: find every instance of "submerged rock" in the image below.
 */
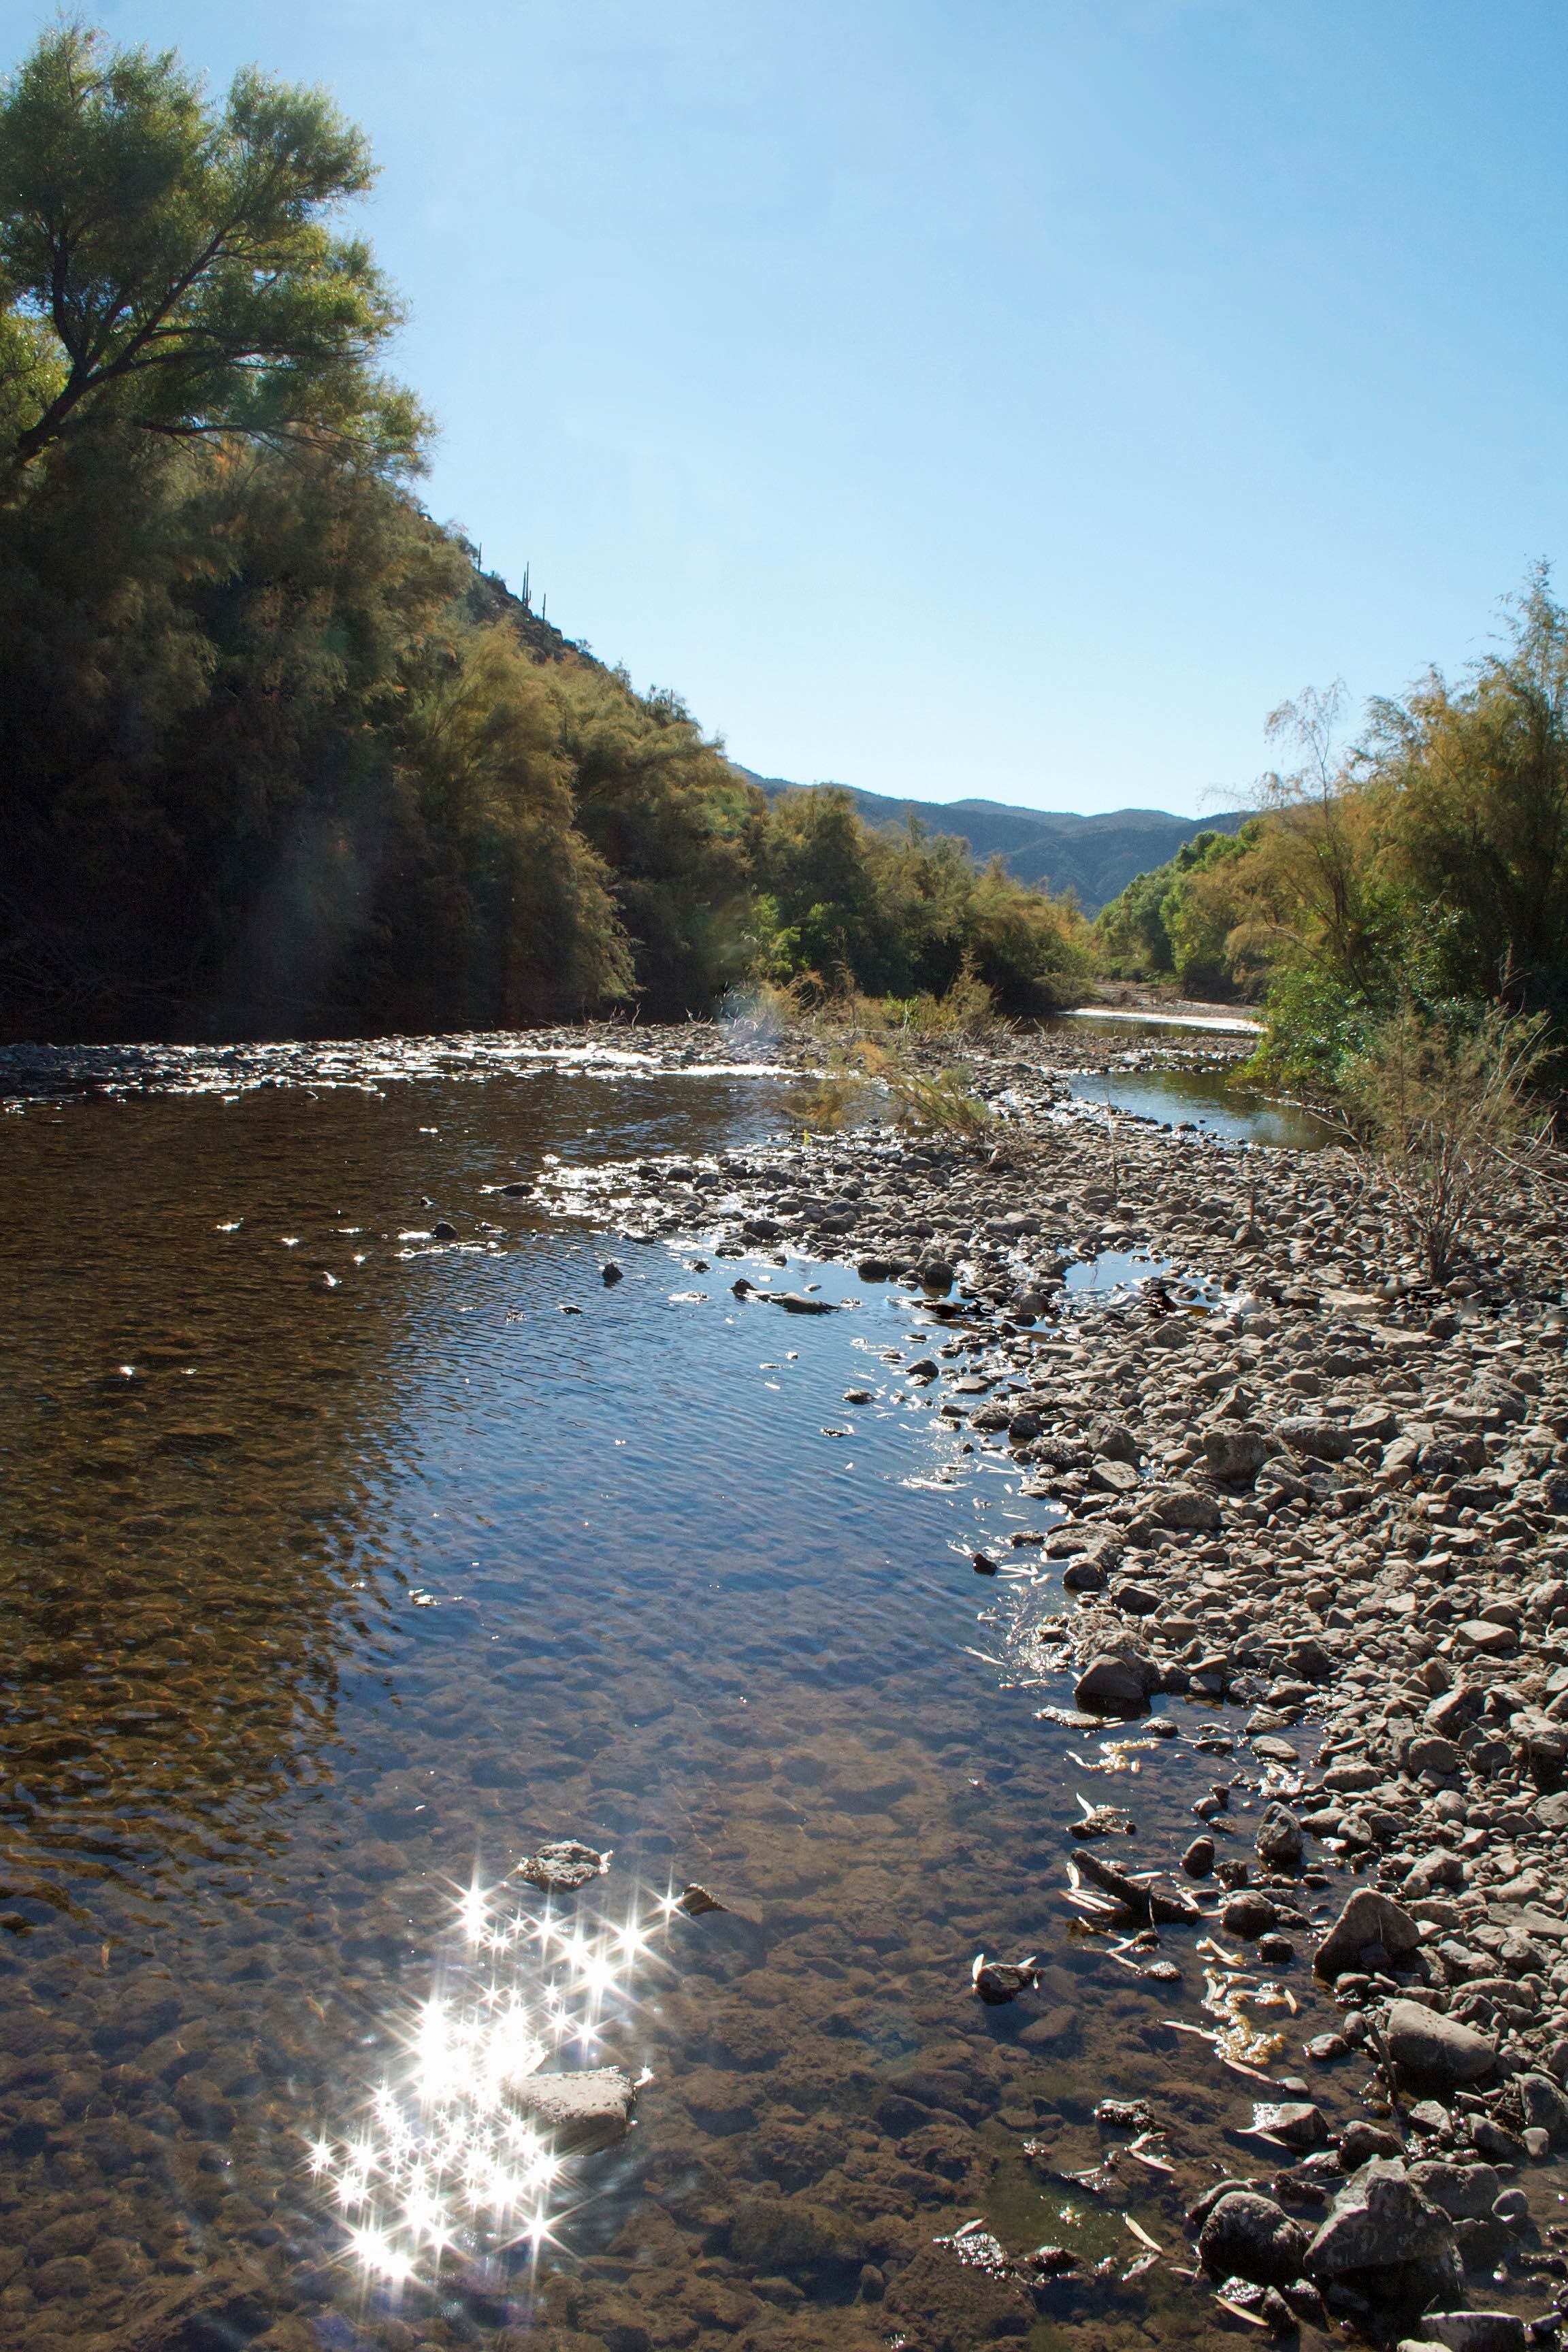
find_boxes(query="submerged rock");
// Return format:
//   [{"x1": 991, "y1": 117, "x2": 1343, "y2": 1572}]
[
  {"x1": 674, "y1": 1883, "x2": 725, "y2": 1916},
  {"x1": 1072, "y1": 1845, "x2": 1200, "y2": 1923},
  {"x1": 972, "y1": 1953, "x2": 1041, "y2": 2005},
  {"x1": 1401, "y1": 2316, "x2": 1527, "y2": 2352},
  {"x1": 516, "y1": 1839, "x2": 610, "y2": 1892},
  {"x1": 504, "y1": 2064, "x2": 638, "y2": 2151}
]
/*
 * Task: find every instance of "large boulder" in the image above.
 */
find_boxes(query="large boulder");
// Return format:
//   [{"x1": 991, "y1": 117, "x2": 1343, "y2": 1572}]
[
  {"x1": 1384, "y1": 1999, "x2": 1497, "y2": 2092},
  {"x1": 1074, "y1": 1652, "x2": 1160, "y2": 1714},
  {"x1": 1517, "y1": 2071, "x2": 1568, "y2": 2146},
  {"x1": 1312, "y1": 1889, "x2": 1422, "y2": 1981},
  {"x1": 1152, "y1": 1486, "x2": 1222, "y2": 1532},
  {"x1": 1405, "y1": 2162, "x2": 1503, "y2": 2222},
  {"x1": 1198, "y1": 2192, "x2": 1309, "y2": 2287},
  {"x1": 1279, "y1": 1416, "x2": 1359, "y2": 1462},
  {"x1": 1410, "y1": 2319, "x2": 1528, "y2": 2352},
  {"x1": 1256, "y1": 1802, "x2": 1304, "y2": 1867},
  {"x1": 1203, "y1": 1422, "x2": 1272, "y2": 1483},
  {"x1": 1305, "y1": 2159, "x2": 1461, "y2": 2309},
  {"x1": 1403, "y1": 1733, "x2": 1464, "y2": 1782}
]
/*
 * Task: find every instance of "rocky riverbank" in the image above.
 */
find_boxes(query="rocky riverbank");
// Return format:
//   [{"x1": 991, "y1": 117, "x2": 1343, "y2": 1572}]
[
  {"x1": 523, "y1": 1062, "x2": 1568, "y2": 2345},
  {"x1": 0, "y1": 1004, "x2": 1246, "y2": 1107}
]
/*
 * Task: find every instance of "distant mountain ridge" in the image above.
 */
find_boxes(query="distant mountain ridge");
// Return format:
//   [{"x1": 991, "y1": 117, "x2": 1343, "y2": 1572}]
[{"x1": 728, "y1": 768, "x2": 1249, "y2": 916}]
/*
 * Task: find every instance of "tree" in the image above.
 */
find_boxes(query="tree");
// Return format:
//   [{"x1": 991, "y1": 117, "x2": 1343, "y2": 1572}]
[
  {"x1": 1365, "y1": 564, "x2": 1568, "y2": 1020},
  {"x1": 0, "y1": 25, "x2": 421, "y2": 479}
]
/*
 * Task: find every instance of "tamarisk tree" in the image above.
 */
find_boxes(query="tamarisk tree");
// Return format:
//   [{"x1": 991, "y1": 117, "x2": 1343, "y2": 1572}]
[{"x1": 0, "y1": 24, "x2": 422, "y2": 477}]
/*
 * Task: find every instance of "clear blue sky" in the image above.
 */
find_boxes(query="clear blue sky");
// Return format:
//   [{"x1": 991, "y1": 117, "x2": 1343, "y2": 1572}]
[{"x1": 7, "y1": 1, "x2": 1566, "y2": 814}]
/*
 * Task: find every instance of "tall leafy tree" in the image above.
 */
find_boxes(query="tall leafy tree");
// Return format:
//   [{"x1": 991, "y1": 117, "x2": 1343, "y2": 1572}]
[{"x1": 0, "y1": 24, "x2": 421, "y2": 478}]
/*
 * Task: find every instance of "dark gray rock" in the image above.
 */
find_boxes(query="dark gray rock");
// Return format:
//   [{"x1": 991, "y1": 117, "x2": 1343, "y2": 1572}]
[
  {"x1": 1204, "y1": 1422, "x2": 1272, "y2": 1482},
  {"x1": 1339, "y1": 2122, "x2": 1403, "y2": 2168},
  {"x1": 1313, "y1": 1889, "x2": 1422, "y2": 1981},
  {"x1": 1112, "y1": 1580, "x2": 1160, "y2": 1615},
  {"x1": 1516, "y1": 2069, "x2": 1568, "y2": 2145},
  {"x1": 1305, "y1": 2159, "x2": 1461, "y2": 2304},
  {"x1": 1384, "y1": 1999, "x2": 1497, "y2": 2091},
  {"x1": 1197, "y1": 2191, "x2": 1310, "y2": 2288},
  {"x1": 973, "y1": 1958, "x2": 1041, "y2": 2006},
  {"x1": 1469, "y1": 2114, "x2": 1526, "y2": 2165},
  {"x1": 1252, "y1": 2101, "x2": 1328, "y2": 2151},
  {"x1": 1181, "y1": 1835, "x2": 1216, "y2": 1878},
  {"x1": 1415, "y1": 2316, "x2": 1528, "y2": 2352},
  {"x1": 1406, "y1": 2161, "x2": 1503, "y2": 2221},
  {"x1": 1074, "y1": 1651, "x2": 1159, "y2": 1712},
  {"x1": 1256, "y1": 1802, "x2": 1305, "y2": 1867},
  {"x1": 1222, "y1": 1891, "x2": 1279, "y2": 1938}
]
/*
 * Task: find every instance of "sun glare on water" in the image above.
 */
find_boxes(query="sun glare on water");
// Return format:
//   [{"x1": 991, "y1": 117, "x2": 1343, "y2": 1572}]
[{"x1": 307, "y1": 1878, "x2": 690, "y2": 2286}]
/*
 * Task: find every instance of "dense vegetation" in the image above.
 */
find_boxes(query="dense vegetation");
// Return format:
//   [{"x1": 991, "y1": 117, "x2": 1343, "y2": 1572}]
[
  {"x1": 1093, "y1": 582, "x2": 1568, "y2": 1092},
  {"x1": 0, "y1": 27, "x2": 1086, "y2": 1042}
]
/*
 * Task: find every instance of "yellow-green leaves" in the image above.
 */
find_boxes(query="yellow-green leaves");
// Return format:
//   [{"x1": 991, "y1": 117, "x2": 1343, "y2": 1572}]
[{"x1": 0, "y1": 27, "x2": 419, "y2": 476}]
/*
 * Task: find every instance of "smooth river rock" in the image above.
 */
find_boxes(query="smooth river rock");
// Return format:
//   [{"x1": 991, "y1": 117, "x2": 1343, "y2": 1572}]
[{"x1": 1384, "y1": 1999, "x2": 1497, "y2": 2091}]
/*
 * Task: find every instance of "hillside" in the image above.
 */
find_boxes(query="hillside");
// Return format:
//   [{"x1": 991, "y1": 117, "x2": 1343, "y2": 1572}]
[{"x1": 730, "y1": 767, "x2": 1247, "y2": 915}]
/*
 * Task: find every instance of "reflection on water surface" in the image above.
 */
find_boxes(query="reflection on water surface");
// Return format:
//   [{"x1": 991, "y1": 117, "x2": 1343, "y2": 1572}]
[
  {"x1": 1063, "y1": 1063, "x2": 1337, "y2": 1150},
  {"x1": 0, "y1": 1073, "x2": 1369, "y2": 2349}
]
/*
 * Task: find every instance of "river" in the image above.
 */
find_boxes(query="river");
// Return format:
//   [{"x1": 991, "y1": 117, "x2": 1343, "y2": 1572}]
[{"x1": 0, "y1": 1063, "x2": 1363, "y2": 2352}]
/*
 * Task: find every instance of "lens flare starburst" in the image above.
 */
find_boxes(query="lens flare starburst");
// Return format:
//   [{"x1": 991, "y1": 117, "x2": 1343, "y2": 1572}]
[{"x1": 308, "y1": 1877, "x2": 681, "y2": 2286}]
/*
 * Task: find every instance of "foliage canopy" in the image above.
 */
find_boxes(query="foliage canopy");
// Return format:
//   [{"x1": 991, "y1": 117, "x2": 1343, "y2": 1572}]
[
  {"x1": 1092, "y1": 568, "x2": 1568, "y2": 1096},
  {"x1": 0, "y1": 26, "x2": 420, "y2": 478}
]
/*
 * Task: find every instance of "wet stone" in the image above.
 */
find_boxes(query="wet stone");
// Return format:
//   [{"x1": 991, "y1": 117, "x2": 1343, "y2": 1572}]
[
  {"x1": 1198, "y1": 2191, "x2": 1310, "y2": 2288},
  {"x1": 515, "y1": 1840, "x2": 609, "y2": 1892}
]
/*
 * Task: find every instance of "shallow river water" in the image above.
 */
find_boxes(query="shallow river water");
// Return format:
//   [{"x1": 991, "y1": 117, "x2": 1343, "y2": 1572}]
[{"x1": 0, "y1": 1071, "x2": 1377, "y2": 2352}]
